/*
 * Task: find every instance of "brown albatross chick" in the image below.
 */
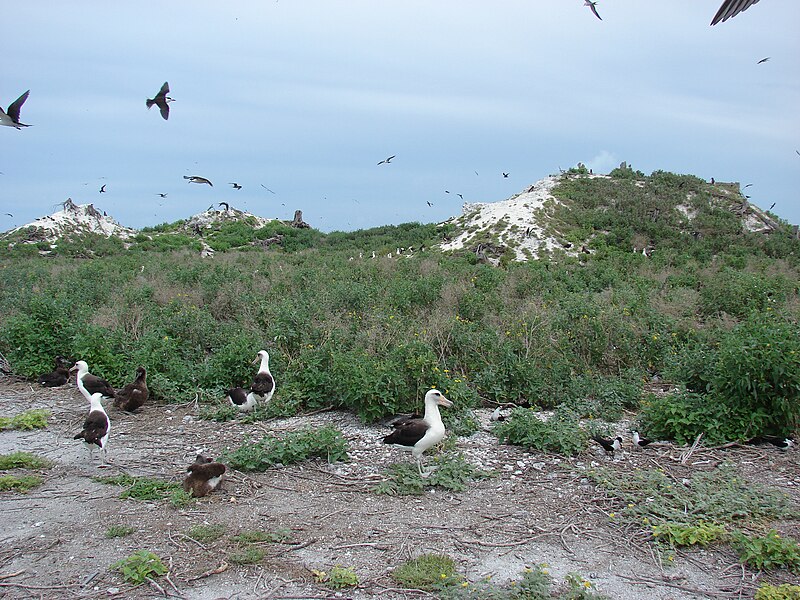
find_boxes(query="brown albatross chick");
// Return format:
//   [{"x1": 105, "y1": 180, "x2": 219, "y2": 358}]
[
  {"x1": 114, "y1": 366, "x2": 148, "y2": 412},
  {"x1": 182, "y1": 454, "x2": 226, "y2": 497}
]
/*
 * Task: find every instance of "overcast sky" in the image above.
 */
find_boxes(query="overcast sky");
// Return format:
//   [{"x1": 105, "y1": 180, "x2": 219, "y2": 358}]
[{"x1": 1, "y1": 1, "x2": 798, "y2": 233}]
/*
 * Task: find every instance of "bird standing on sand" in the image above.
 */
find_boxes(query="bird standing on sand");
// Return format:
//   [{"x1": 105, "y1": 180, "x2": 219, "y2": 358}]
[
  {"x1": 592, "y1": 434, "x2": 622, "y2": 455},
  {"x1": 74, "y1": 392, "x2": 111, "y2": 464},
  {"x1": 146, "y1": 82, "x2": 173, "y2": 120},
  {"x1": 584, "y1": 1, "x2": 602, "y2": 20},
  {"x1": 711, "y1": 0, "x2": 761, "y2": 25},
  {"x1": 383, "y1": 389, "x2": 453, "y2": 477},
  {"x1": 0, "y1": 90, "x2": 31, "y2": 129},
  {"x1": 184, "y1": 175, "x2": 213, "y2": 186}
]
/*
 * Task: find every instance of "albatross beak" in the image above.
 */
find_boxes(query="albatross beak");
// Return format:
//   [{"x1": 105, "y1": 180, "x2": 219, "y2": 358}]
[{"x1": 438, "y1": 396, "x2": 453, "y2": 408}]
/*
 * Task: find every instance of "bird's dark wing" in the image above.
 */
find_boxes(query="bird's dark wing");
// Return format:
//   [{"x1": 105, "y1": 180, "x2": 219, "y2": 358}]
[
  {"x1": 158, "y1": 82, "x2": 170, "y2": 98},
  {"x1": 7, "y1": 90, "x2": 30, "y2": 122},
  {"x1": 711, "y1": 0, "x2": 761, "y2": 25},
  {"x1": 589, "y1": 3, "x2": 602, "y2": 20},
  {"x1": 227, "y1": 387, "x2": 249, "y2": 406},
  {"x1": 77, "y1": 410, "x2": 109, "y2": 447},
  {"x1": 251, "y1": 373, "x2": 274, "y2": 396},
  {"x1": 190, "y1": 462, "x2": 227, "y2": 480},
  {"x1": 159, "y1": 103, "x2": 169, "y2": 120},
  {"x1": 383, "y1": 417, "x2": 429, "y2": 447},
  {"x1": 83, "y1": 374, "x2": 115, "y2": 398}
]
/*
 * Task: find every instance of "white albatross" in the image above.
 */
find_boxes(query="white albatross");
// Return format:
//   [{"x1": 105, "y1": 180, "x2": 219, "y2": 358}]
[{"x1": 383, "y1": 389, "x2": 453, "y2": 477}]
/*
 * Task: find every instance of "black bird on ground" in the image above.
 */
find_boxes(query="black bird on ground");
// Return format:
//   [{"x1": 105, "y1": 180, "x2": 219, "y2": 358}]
[
  {"x1": 745, "y1": 435, "x2": 794, "y2": 450},
  {"x1": 146, "y1": 82, "x2": 173, "y2": 120},
  {"x1": 592, "y1": 434, "x2": 622, "y2": 455},
  {"x1": 0, "y1": 90, "x2": 31, "y2": 129},
  {"x1": 584, "y1": 1, "x2": 602, "y2": 20},
  {"x1": 632, "y1": 431, "x2": 653, "y2": 448},
  {"x1": 38, "y1": 356, "x2": 72, "y2": 387},
  {"x1": 184, "y1": 175, "x2": 213, "y2": 186},
  {"x1": 711, "y1": 0, "x2": 761, "y2": 25},
  {"x1": 114, "y1": 366, "x2": 148, "y2": 412}
]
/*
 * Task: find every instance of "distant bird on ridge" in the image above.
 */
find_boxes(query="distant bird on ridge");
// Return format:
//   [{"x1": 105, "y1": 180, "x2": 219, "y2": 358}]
[
  {"x1": 377, "y1": 155, "x2": 396, "y2": 165},
  {"x1": 146, "y1": 82, "x2": 173, "y2": 120},
  {"x1": 584, "y1": 1, "x2": 602, "y2": 20},
  {"x1": 711, "y1": 0, "x2": 761, "y2": 25},
  {"x1": 184, "y1": 175, "x2": 213, "y2": 186},
  {"x1": 0, "y1": 90, "x2": 31, "y2": 129}
]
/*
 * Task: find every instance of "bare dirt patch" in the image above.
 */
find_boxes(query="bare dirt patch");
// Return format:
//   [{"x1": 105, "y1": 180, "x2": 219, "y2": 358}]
[{"x1": 0, "y1": 380, "x2": 797, "y2": 599}]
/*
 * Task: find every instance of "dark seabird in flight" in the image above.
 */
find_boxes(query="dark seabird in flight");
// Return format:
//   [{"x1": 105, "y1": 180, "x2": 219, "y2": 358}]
[
  {"x1": 230, "y1": 182, "x2": 242, "y2": 190},
  {"x1": 0, "y1": 90, "x2": 31, "y2": 129},
  {"x1": 219, "y1": 202, "x2": 230, "y2": 211},
  {"x1": 584, "y1": 1, "x2": 602, "y2": 20},
  {"x1": 184, "y1": 175, "x2": 213, "y2": 186},
  {"x1": 377, "y1": 155, "x2": 396, "y2": 165},
  {"x1": 157, "y1": 193, "x2": 168, "y2": 198},
  {"x1": 711, "y1": 0, "x2": 761, "y2": 25},
  {"x1": 757, "y1": 57, "x2": 770, "y2": 64},
  {"x1": 426, "y1": 201, "x2": 433, "y2": 207},
  {"x1": 502, "y1": 172, "x2": 509, "y2": 178},
  {"x1": 99, "y1": 184, "x2": 106, "y2": 193},
  {"x1": 146, "y1": 82, "x2": 173, "y2": 120},
  {"x1": 768, "y1": 202, "x2": 776, "y2": 210}
]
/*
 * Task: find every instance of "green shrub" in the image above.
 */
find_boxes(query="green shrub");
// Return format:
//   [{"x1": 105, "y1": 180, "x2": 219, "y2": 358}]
[
  {"x1": 732, "y1": 530, "x2": 800, "y2": 573},
  {"x1": 186, "y1": 524, "x2": 226, "y2": 543},
  {"x1": 111, "y1": 550, "x2": 167, "y2": 584},
  {"x1": 231, "y1": 528, "x2": 291, "y2": 544},
  {"x1": 651, "y1": 521, "x2": 727, "y2": 548},
  {"x1": 391, "y1": 553, "x2": 461, "y2": 591},
  {"x1": 0, "y1": 409, "x2": 50, "y2": 431},
  {"x1": 755, "y1": 583, "x2": 800, "y2": 600},
  {"x1": 493, "y1": 408, "x2": 587, "y2": 456},
  {"x1": 374, "y1": 453, "x2": 490, "y2": 496},
  {"x1": 223, "y1": 425, "x2": 349, "y2": 472},
  {"x1": 0, "y1": 474, "x2": 42, "y2": 492},
  {"x1": 105, "y1": 525, "x2": 136, "y2": 538},
  {"x1": 94, "y1": 474, "x2": 181, "y2": 501},
  {"x1": 0, "y1": 451, "x2": 51, "y2": 469}
]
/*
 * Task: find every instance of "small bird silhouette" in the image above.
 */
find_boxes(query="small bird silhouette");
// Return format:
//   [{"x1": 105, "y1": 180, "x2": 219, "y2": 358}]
[
  {"x1": 0, "y1": 90, "x2": 31, "y2": 129},
  {"x1": 219, "y1": 202, "x2": 230, "y2": 211},
  {"x1": 157, "y1": 193, "x2": 168, "y2": 198},
  {"x1": 768, "y1": 202, "x2": 776, "y2": 210},
  {"x1": 744, "y1": 183, "x2": 753, "y2": 188},
  {"x1": 502, "y1": 172, "x2": 509, "y2": 178},
  {"x1": 584, "y1": 1, "x2": 602, "y2": 20},
  {"x1": 146, "y1": 82, "x2": 173, "y2": 120},
  {"x1": 99, "y1": 184, "x2": 106, "y2": 193},
  {"x1": 457, "y1": 193, "x2": 463, "y2": 199},
  {"x1": 377, "y1": 155, "x2": 396, "y2": 165},
  {"x1": 757, "y1": 57, "x2": 770, "y2": 64},
  {"x1": 4, "y1": 213, "x2": 13, "y2": 217},
  {"x1": 711, "y1": 0, "x2": 761, "y2": 25},
  {"x1": 426, "y1": 201, "x2": 433, "y2": 207},
  {"x1": 184, "y1": 175, "x2": 213, "y2": 186},
  {"x1": 230, "y1": 182, "x2": 242, "y2": 190}
]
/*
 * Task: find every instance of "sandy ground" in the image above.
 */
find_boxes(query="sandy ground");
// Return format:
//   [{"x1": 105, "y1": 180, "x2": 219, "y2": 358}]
[{"x1": 0, "y1": 379, "x2": 797, "y2": 600}]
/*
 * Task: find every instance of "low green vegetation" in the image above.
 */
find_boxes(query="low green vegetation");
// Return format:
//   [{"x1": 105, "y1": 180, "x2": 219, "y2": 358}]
[
  {"x1": 0, "y1": 474, "x2": 42, "y2": 492},
  {"x1": 732, "y1": 530, "x2": 800, "y2": 573},
  {"x1": 312, "y1": 565, "x2": 360, "y2": 589},
  {"x1": 105, "y1": 525, "x2": 136, "y2": 538},
  {"x1": 374, "y1": 453, "x2": 490, "y2": 495},
  {"x1": 223, "y1": 425, "x2": 349, "y2": 472},
  {"x1": 186, "y1": 523, "x2": 226, "y2": 543},
  {"x1": 391, "y1": 553, "x2": 461, "y2": 590},
  {"x1": 492, "y1": 408, "x2": 588, "y2": 456},
  {"x1": 755, "y1": 583, "x2": 800, "y2": 600},
  {"x1": 111, "y1": 550, "x2": 167, "y2": 585},
  {"x1": 0, "y1": 409, "x2": 50, "y2": 431},
  {"x1": 94, "y1": 474, "x2": 182, "y2": 501},
  {"x1": 0, "y1": 451, "x2": 51, "y2": 470}
]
